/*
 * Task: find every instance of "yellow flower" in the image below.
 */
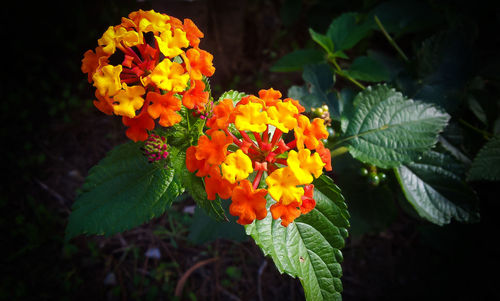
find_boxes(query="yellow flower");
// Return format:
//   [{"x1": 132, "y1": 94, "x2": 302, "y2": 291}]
[
  {"x1": 98, "y1": 26, "x2": 118, "y2": 55},
  {"x1": 115, "y1": 26, "x2": 142, "y2": 48},
  {"x1": 112, "y1": 83, "x2": 145, "y2": 118},
  {"x1": 266, "y1": 167, "x2": 304, "y2": 206},
  {"x1": 266, "y1": 100, "x2": 298, "y2": 133},
  {"x1": 150, "y1": 59, "x2": 189, "y2": 92},
  {"x1": 155, "y1": 26, "x2": 189, "y2": 58},
  {"x1": 234, "y1": 102, "x2": 269, "y2": 133},
  {"x1": 92, "y1": 64, "x2": 122, "y2": 96},
  {"x1": 129, "y1": 9, "x2": 170, "y2": 33},
  {"x1": 286, "y1": 149, "x2": 325, "y2": 184},
  {"x1": 221, "y1": 150, "x2": 254, "y2": 184}
]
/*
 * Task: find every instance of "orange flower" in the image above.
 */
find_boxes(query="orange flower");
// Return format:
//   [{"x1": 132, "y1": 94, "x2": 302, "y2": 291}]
[
  {"x1": 183, "y1": 18, "x2": 204, "y2": 47},
  {"x1": 270, "y1": 202, "x2": 301, "y2": 227},
  {"x1": 186, "y1": 146, "x2": 211, "y2": 177},
  {"x1": 300, "y1": 184, "x2": 316, "y2": 214},
  {"x1": 81, "y1": 9, "x2": 215, "y2": 141},
  {"x1": 316, "y1": 141, "x2": 332, "y2": 171},
  {"x1": 204, "y1": 167, "x2": 236, "y2": 200},
  {"x1": 229, "y1": 180, "x2": 268, "y2": 225},
  {"x1": 258, "y1": 88, "x2": 282, "y2": 107},
  {"x1": 93, "y1": 91, "x2": 114, "y2": 115},
  {"x1": 295, "y1": 115, "x2": 329, "y2": 150},
  {"x1": 206, "y1": 98, "x2": 235, "y2": 130},
  {"x1": 147, "y1": 91, "x2": 182, "y2": 127},
  {"x1": 81, "y1": 47, "x2": 109, "y2": 83},
  {"x1": 188, "y1": 88, "x2": 332, "y2": 226},
  {"x1": 182, "y1": 80, "x2": 209, "y2": 110},
  {"x1": 122, "y1": 110, "x2": 155, "y2": 142},
  {"x1": 185, "y1": 48, "x2": 215, "y2": 81},
  {"x1": 195, "y1": 130, "x2": 233, "y2": 165}
]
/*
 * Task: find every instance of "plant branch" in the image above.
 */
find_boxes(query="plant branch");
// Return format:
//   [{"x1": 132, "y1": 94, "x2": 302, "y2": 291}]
[
  {"x1": 374, "y1": 15, "x2": 409, "y2": 62},
  {"x1": 329, "y1": 56, "x2": 366, "y2": 90}
]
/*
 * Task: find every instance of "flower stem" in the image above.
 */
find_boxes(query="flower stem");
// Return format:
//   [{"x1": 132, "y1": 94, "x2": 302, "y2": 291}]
[
  {"x1": 459, "y1": 118, "x2": 492, "y2": 140},
  {"x1": 330, "y1": 146, "x2": 349, "y2": 158},
  {"x1": 374, "y1": 15, "x2": 409, "y2": 62},
  {"x1": 329, "y1": 56, "x2": 366, "y2": 90}
]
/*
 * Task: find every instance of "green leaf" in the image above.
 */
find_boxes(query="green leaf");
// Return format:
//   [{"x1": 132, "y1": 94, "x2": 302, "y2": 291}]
[
  {"x1": 188, "y1": 198, "x2": 247, "y2": 244},
  {"x1": 179, "y1": 151, "x2": 228, "y2": 222},
  {"x1": 309, "y1": 28, "x2": 334, "y2": 54},
  {"x1": 270, "y1": 49, "x2": 325, "y2": 72},
  {"x1": 326, "y1": 13, "x2": 371, "y2": 52},
  {"x1": 343, "y1": 56, "x2": 391, "y2": 82},
  {"x1": 340, "y1": 84, "x2": 450, "y2": 168},
  {"x1": 467, "y1": 136, "x2": 500, "y2": 181},
  {"x1": 66, "y1": 143, "x2": 184, "y2": 240},
  {"x1": 218, "y1": 90, "x2": 246, "y2": 105},
  {"x1": 246, "y1": 175, "x2": 349, "y2": 301},
  {"x1": 288, "y1": 63, "x2": 337, "y2": 112},
  {"x1": 395, "y1": 150, "x2": 480, "y2": 225}
]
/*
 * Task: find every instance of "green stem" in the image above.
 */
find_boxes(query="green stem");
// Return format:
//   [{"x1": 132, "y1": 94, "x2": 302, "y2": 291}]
[
  {"x1": 330, "y1": 146, "x2": 349, "y2": 158},
  {"x1": 459, "y1": 118, "x2": 492, "y2": 140},
  {"x1": 329, "y1": 56, "x2": 366, "y2": 90},
  {"x1": 185, "y1": 109, "x2": 191, "y2": 131},
  {"x1": 374, "y1": 15, "x2": 409, "y2": 62}
]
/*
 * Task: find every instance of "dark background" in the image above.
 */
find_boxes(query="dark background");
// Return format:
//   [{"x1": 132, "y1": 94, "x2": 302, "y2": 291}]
[{"x1": 2, "y1": 0, "x2": 500, "y2": 300}]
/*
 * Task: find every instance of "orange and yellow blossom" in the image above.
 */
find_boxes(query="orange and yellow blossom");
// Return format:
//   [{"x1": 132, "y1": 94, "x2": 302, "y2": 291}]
[
  {"x1": 187, "y1": 88, "x2": 332, "y2": 227},
  {"x1": 81, "y1": 9, "x2": 215, "y2": 141}
]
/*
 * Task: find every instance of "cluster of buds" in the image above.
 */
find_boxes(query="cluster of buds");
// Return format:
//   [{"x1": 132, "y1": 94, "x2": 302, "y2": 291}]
[
  {"x1": 186, "y1": 88, "x2": 332, "y2": 226},
  {"x1": 311, "y1": 104, "x2": 332, "y2": 127},
  {"x1": 143, "y1": 134, "x2": 169, "y2": 162},
  {"x1": 81, "y1": 9, "x2": 215, "y2": 141}
]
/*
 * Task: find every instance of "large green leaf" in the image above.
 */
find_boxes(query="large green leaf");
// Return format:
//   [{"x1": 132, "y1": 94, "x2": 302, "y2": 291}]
[
  {"x1": 343, "y1": 56, "x2": 391, "y2": 82},
  {"x1": 467, "y1": 136, "x2": 500, "y2": 181},
  {"x1": 188, "y1": 198, "x2": 247, "y2": 244},
  {"x1": 395, "y1": 150, "x2": 480, "y2": 225},
  {"x1": 326, "y1": 12, "x2": 371, "y2": 52},
  {"x1": 340, "y1": 84, "x2": 450, "y2": 168},
  {"x1": 246, "y1": 175, "x2": 349, "y2": 301},
  {"x1": 66, "y1": 143, "x2": 184, "y2": 240},
  {"x1": 270, "y1": 49, "x2": 325, "y2": 72},
  {"x1": 287, "y1": 63, "x2": 337, "y2": 112}
]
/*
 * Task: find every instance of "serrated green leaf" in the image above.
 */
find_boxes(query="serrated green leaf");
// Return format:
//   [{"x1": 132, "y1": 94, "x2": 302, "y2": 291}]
[
  {"x1": 246, "y1": 175, "x2": 349, "y2": 301},
  {"x1": 467, "y1": 136, "x2": 500, "y2": 181},
  {"x1": 218, "y1": 90, "x2": 246, "y2": 106},
  {"x1": 340, "y1": 84, "x2": 450, "y2": 168},
  {"x1": 326, "y1": 13, "x2": 371, "y2": 52},
  {"x1": 395, "y1": 150, "x2": 480, "y2": 225},
  {"x1": 270, "y1": 49, "x2": 325, "y2": 72},
  {"x1": 179, "y1": 151, "x2": 228, "y2": 222},
  {"x1": 66, "y1": 143, "x2": 184, "y2": 240},
  {"x1": 343, "y1": 56, "x2": 391, "y2": 82}
]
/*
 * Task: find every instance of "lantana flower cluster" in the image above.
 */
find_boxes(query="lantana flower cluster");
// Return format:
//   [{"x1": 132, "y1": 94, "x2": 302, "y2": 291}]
[
  {"x1": 186, "y1": 88, "x2": 332, "y2": 226},
  {"x1": 81, "y1": 9, "x2": 215, "y2": 141}
]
